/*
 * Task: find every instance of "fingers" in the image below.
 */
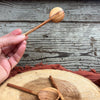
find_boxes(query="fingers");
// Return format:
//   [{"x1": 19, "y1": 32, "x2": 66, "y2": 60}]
[
  {"x1": 1, "y1": 29, "x2": 28, "y2": 56},
  {"x1": 8, "y1": 40, "x2": 26, "y2": 69},
  {"x1": 0, "y1": 65, "x2": 8, "y2": 84},
  {"x1": 2, "y1": 45, "x2": 16, "y2": 56},
  {"x1": 0, "y1": 29, "x2": 27, "y2": 84},
  {"x1": 3, "y1": 29, "x2": 22, "y2": 38},
  {"x1": 0, "y1": 29, "x2": 25, "y2": 48},
  {"x1": 25, "y1": 36, "x2": 28, "y2": 40},
  {"x1": 1, "y1": 29, "x2": 22, "y2": 55},
  {"x1": 1, "y1": 38, "x2": 28, "y2": 56},
  {"x1": 9, "y1": 29, "x2": 22, "y2": 35},
  {"x1": 0, "y1": 54, "x2": 11, "y2": 75}
]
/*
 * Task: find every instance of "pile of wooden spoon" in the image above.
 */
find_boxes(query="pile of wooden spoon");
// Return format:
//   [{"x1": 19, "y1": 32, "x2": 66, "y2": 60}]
[{"x1": 7, "y1": 76, "x2": 64, "y2": 100}]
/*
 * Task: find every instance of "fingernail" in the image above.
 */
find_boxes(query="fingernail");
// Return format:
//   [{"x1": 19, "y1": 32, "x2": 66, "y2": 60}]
[
  {"x1": 25, "y1": 36, "x2": 28, "y2": 40},
  {"x1": 22, "y1": 40, "x2": 27, "y2": 45},
  {"x1": 17, "y1": 34, "x2": 25, "y2": 39},
  {"x1": 15, "y1": 29, "x2": 22, "y2": 35},
  {"x1": 12, "y1": 29, "x2": 22, "y2": 35}
]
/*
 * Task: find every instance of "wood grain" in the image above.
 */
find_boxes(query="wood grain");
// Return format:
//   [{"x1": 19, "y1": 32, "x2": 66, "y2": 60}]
[
  {"x1": 0, "y1": 0, "x2": 100, "y2": 22},
  {"x1": 0, "y1": 0, "x2": 100, "y2": 71},
  {"x1": 0, "y1": 22, "x2": 100, "y2": 71}
]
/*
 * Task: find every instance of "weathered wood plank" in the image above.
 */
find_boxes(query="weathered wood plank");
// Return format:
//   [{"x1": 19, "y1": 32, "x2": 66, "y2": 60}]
[
  {"x1": 0, "y1": 0, "x2": 100, "y2": 22},
  {"x1": 0, "y1": 22, "x2": 100, "y2": 71}
]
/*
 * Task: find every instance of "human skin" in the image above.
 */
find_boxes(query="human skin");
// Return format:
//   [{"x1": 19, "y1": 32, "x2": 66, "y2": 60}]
[{"x1": 0, "y1": 29, "x2": 27, "y2": 84}]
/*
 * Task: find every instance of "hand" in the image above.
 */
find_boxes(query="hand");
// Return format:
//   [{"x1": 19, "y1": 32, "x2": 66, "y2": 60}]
[{"x1": 0, "y1": 29, "x2": 27, "y2": 84}]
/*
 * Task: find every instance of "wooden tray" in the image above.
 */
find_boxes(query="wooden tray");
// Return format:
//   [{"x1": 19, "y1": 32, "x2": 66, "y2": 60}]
[{"x1": 0, "y1": 69, "x2": 100, "y2": 100}]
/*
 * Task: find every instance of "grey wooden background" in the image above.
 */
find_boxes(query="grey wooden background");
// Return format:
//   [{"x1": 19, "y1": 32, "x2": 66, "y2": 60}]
[{"x1": 0, "y1": 0, "x2": 100, "y2": 71}]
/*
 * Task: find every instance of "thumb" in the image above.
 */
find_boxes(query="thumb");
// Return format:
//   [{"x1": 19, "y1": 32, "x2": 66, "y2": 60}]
[{"x1": 0, "y1": 30, "x2": 25, "y2": 48}]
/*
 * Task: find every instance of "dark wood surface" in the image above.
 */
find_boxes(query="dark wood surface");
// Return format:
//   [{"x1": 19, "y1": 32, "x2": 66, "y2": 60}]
[{"x1": 0, "y1": 0, "x2": 100, "y2": 71}]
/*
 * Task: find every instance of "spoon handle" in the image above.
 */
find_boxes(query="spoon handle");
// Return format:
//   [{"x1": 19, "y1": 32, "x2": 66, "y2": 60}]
[
  {"x1": 24, "y1": 11, "x2": 62, "y2": 36},
  {"x1": 49, "y1": 76, "x2": 65, "y2": 100},
  {"x1": 49, "y1": 76, "x2": 58, "y2": 89},
  {"x1": 7, "y1": 83, "x2": 37, "y2": 96},
  {"x1": 24, "y1": 18, "x2": 51, "y2": 36}
]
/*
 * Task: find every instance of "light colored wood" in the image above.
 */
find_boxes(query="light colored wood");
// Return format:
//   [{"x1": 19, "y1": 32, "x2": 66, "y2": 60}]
[
  {"x1": 24, "y1": 18, "x2": 52, "y2": 36},
  {"x1": 7, "y1": 83, "x2": 61, "y2": 100},
  {"x1": 49, "y1": 76, "x2": 64, "y2": 100},
  {"x1": 0, "y1": 22, "x2": 100, "y2": 71},
  {"x1": 0, "y1": 1, "x2": 100, "y2": 22},
  {"x1": 49, "y1": 7, "x2": 65, "y2": 23},
  {"x1": 0, "y1": 70, "x2": 100, "y2": 100},
  {"x1": 24, "y1": 8, "x2": 64, "y2": 36}
]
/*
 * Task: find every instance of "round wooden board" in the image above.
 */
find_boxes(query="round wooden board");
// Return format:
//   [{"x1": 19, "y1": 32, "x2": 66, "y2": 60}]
[{"x1": 0, "y1": 69, "x2": 100, "y2": 100}]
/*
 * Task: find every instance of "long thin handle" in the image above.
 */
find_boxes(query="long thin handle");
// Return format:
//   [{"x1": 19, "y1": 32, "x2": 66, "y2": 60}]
[
  {"x1": 49, "y1": 76, "x2": 64, "y2": 100},
  {"x1": 49, "y1": 76, "x2": 58, "y2": 89},
  {"x1": 24, "y1": 18, "x2": 51, "y2": 36},
  {"x1": 7, "y1": 83, "x2": 37, "y2": 96},
  {"x1": 24, "y1": 11, "x2": 62, "y2": 36}
]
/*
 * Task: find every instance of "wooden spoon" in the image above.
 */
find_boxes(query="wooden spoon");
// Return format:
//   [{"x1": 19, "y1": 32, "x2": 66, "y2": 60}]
[
  {"x1": 38, "y1": 87, "x2": 61, "y2": 100},
  {"x1": 24, "y1": 7, "x2": 65, "y2": 36},
  {"x1": 7, "y1": 83, "x2": 61, "y2": 100},
  {"x1": 49, "y1": 76, "x2": 64, "y2": 100}
]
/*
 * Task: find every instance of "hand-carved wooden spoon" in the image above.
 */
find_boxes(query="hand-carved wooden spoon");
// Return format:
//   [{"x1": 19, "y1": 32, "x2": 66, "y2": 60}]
[
  {"x1": 24, "y1": 7, "x2": 65, "y2": 36},
  {"x1": 38, "y1": 87, "x2": 61, "y2": 100},
  {"x1": 49, "y1": 76, "x2": 64, "y2": 100},
  {"x1": 7, "y1": 83, "x2": 61, "y2": 100}
]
